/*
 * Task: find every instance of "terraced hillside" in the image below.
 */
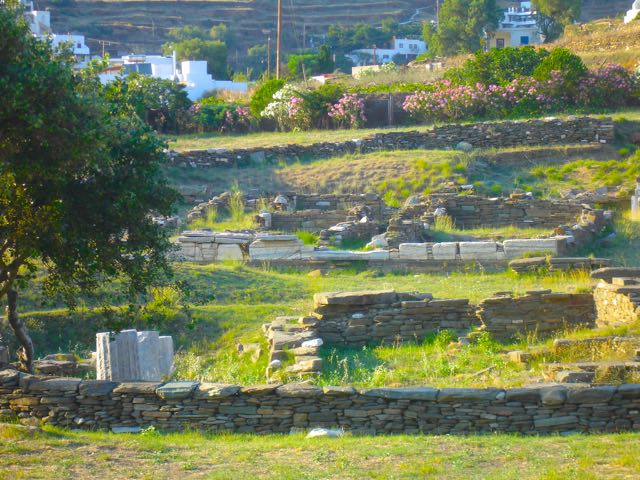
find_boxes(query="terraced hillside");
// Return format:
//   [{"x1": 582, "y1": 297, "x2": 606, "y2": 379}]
[
  {"x1": 551, "y1": 18, "x2": 640, "y2": 68},
  {"x1": 38, "y1": 0, "x2": 437, "y2": 55},
  {"x1": 579, "y1": 0, "x2": 631, "y2": 21}
]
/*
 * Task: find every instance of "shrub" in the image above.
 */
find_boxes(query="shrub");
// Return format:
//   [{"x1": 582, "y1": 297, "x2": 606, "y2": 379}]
[
  {"x1": 190, "y1": 97, "x2": 251, "y2": 133},
  {"x1": 533, "y1": 48, "x2": 587, "y2": 87},
  {"x1": 260, "y1": 84, "x2": 312, "y2": 131},
  {"x1": 328, "y1": 93, "x2": 367, "y2": 129},
  {"x1": 249, "y1": 78, "x2": 285, "y2": 118},
  {"x1": 576, "y1": 64, "x2": 638, "y2": 109},
  {"x1": 302, "y1": 83, "x2": 346, "y2": 128},
  {"x1": 444, "y1": 47, "x2": 549, "y2": 86}
]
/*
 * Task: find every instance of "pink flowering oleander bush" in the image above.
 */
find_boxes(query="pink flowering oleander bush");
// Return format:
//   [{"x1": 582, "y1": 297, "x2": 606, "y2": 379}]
[
  {"x1": 189, "y1": 100, "x2": 252, "y2": 133},
  {"x1": 328, "y1": 94, "x2": 367, "y2": 129},
  {"x1": 261, "y1": 84, "x2": 312, "y2": 131},
  {"x1": 576, "y1": 64, "x2": 637, "y2": 109},
  {"x1": 403, "y1": 64, "x2": 638, "y2": 123}
]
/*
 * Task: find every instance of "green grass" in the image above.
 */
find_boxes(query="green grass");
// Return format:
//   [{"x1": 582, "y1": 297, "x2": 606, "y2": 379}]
[
  {"x1": 166, "y1": 125, "x2": 435, "y2": 151},
  {"x1": 2, "y1": 424, "x2": 640, "y2": 479}
]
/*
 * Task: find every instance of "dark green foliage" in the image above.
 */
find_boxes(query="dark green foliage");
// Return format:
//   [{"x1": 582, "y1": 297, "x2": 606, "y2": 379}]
[
  {"x1": 532, "y1": 0, "x2": 582, "y2": 42},
  {"x1": 0, "y1": 6, "x2": 179, "y2": 344},
  {"x1": 104, "y1": 73, "x2": 192, "y2": 133},
  {"x1": 249, "y1": 78, "x2": 285, "y2": 117},
  {"x1": 533, "y1": 47, "x2": 587, "y2": 86},
  {"x1": 302, "y1": 82, "x2": 346, "y2": 127},
  {"x1": 287, "y1": 45, "x2": 335, "y2": 78},
  {"x1": 163, "y1": 38, "x2": 228, "y2": 79},
  {"x1": 532, "y1": 0, "x2": 582, "y2": 26},
  {"x1": 426, "y1": 0, "x2": 502, "y2": 56},
  {"x1": 445, "y1": 47, "x2": 550, "y2": 86}
]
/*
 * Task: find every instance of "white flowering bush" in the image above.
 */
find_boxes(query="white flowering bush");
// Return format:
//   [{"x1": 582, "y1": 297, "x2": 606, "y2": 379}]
[{"x1": 260, "y1": 84, "x2": 311, "y2": 131}]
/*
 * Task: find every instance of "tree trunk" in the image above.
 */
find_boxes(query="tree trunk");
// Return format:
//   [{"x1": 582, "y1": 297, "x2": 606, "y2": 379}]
[{"x1": 6, "y1": 289, "x2": 34, "y2": 373}]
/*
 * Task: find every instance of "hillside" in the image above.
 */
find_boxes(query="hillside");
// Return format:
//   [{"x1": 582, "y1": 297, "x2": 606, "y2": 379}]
[
  {"x1": 38, "y1": 0, "x2": 437, "y2": 55},
  {"x1": 550, "y1": 18, "x2": 640, "y2": 68},
  {"x1": 37, "y1": 0, "x2": 633, "y2": 57}
]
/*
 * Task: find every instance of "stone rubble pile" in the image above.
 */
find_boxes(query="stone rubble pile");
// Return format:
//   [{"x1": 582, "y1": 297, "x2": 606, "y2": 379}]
[
  {"x1": 509, "y1": 256, "x2": 610, "y2": 274},
  {"x1": 264, "y1": 317, "x2": 323, "y2": 378},
  {"x1": 33, "y1": 354, "x2": 93, "y2": 377},
  {"x1": 543, "y1": 361, "x2": 640, "y2": 384},
  {"x1": 96, "y1": 330, "x2": 174, "y2": 382}
]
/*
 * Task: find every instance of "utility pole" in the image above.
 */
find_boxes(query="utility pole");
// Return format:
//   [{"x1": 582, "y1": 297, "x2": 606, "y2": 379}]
[
  {"x1": 436, "y1": 0, "x2": 440, "y2": 27},
  {"x1": 267, "y1": 36, "x2": 271, "y2": 77},
  {"x1": 276, "y1": 0, "x2": 282, "y2": 79},
  {"x1": 302, "y1": 22, "x2": 306, "y2": 50}
]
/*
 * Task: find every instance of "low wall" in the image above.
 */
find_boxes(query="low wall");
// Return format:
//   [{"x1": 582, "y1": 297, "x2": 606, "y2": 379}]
[
  {"x1": 169, "y1": 117, "x2": 614, "y2": 168},
  {"x1": 476, "y1": 291, "x2": 596, "y2": 341},
  {"x1": 313, "y1": 291, "x2": 477, "y2": 346},
  {"x1": 2, "y1": 370, "x2": 639, "y2": 435},
  {"x1": 403, "y1": 194, "x2": 584, "y2": 230},
  {"x1": 270, "y1": 210, "x2": 351, "y2": 232},
  {"x1": 310, "y1": 290, "x2": 595, "y2": 345},
  {"x1": 594, "y1": 278, "x2": 640, "y2": 328}
]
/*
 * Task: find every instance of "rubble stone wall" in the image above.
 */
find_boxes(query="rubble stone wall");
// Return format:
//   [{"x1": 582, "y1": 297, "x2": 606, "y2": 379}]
[
  {"x1": 313, "y1": 291, "x2": 477, "y2": 346},
  {"x1": 405, "y1": 194, "x2": 584, "y2": 230},
  {"x1": 270, "y1": 210, "x2": 352, "y2": 232},
  {"x1": 594, "y1": 279, "x2": 640, "y2": 328},
  {"x1": 2, "y1": 370, "x2": 639, "y2": 435},
  {"x1": 476, "y1": 292, "x2": 596, "y2": 341},
  {"x1": 170, "y1": 117, "x2": 614, "y2": 168},
  {"x1": 311, "y1": 290, "x2": 596, "y2": 345}
]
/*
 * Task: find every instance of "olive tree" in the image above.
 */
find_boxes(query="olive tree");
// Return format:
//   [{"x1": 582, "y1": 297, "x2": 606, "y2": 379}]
[{"x1": 0, "y1": 5, "x2": 179, "y2": 371}]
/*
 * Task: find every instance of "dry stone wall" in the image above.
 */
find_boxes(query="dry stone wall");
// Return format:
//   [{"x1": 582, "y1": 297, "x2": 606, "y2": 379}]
[
  {"x1": 594, "y1": 277, "x2": 640, "y2": 328},
  {"x1": 313, "y1": 291, "x2": 477, "y2": 346},
  {"x1": 309, "y1": 290, "x2": 595, "y2": 345},
  {"x1": 2, "y1": 369, "x2": 639, "y2": 435},
  {"x1": 169, "y1": 117, "x2": 614, "y2": 168},
  {"x1": 476, "y1": 291, "x2": 596, "y2": 341},
  {"x1": 406, "y1": 194, "x2": 584, "y2": 230}
]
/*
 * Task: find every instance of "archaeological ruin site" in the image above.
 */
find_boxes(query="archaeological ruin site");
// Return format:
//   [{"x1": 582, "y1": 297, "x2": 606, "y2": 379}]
[{"x1": 4, "y1": 114, "x2": 640, "y2": 440}]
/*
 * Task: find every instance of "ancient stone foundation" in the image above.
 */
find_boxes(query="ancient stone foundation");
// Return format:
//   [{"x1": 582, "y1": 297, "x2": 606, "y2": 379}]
[
  {"x1": 402, "y1": 194, "x2": 584, "y2": 230},
  {"x1": 313, "y1": 291, "x2": 476, "y2": 346},
  {"x1": 309, "y1": 290, "x2": 595, "y2": 345},
  {"x1": 2, "y1": 369, "x2": 639, "y2": 435},
  {"x1": 476, "y1": 291, "x2": 596, "y2": 341}
]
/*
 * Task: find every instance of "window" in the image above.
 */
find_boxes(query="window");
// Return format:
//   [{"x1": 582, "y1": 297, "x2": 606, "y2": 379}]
[
  {"x1": 496, "y1": 38, "x2": 505, "y2": 49},
  {"x1": 520, "y1": 36, "x2": 529, "y2": 45},
  {"x1": 399, "y1": 43, "x2": 404, "y2": 48}
]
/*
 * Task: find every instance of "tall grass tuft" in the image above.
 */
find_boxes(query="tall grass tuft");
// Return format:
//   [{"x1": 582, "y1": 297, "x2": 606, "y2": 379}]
[{"x1": 433, "y1": 214, "x2": 456, "y2": 233}]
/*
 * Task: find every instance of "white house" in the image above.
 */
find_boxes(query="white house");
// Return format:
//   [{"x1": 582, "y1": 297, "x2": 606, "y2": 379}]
[
  {"x1": 22, "y1": 1, "x2": 90, "y2": 64},
  {"x1": 99, "y1": 54, "x2": 248, "y2": 101},
  {"x1": 625, "y1": 0, "x2": 640, "y2": 23},
  {"x1": 486, "y1": 1, "x2": 542, "y2": 49},
  {"x1": 347, "y1": 38, "x2": 427, "y2": 66}
]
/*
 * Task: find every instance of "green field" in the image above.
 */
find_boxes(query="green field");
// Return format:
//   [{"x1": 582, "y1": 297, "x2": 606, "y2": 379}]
[{"x1": 2, "y1": 424, "x2": 640, "y2": 479}]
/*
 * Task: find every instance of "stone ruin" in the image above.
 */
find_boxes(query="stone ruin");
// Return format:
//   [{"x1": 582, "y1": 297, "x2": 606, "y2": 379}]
[
  {"x1": 593, "y1": 269, "x2": 640, "y2": 328},
  {"x1": 262, "y1": 289, "x2": 599, "y2": 382},
  {"x1": 96, "y1": 330, "x2": 174, "y2": 382}
]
